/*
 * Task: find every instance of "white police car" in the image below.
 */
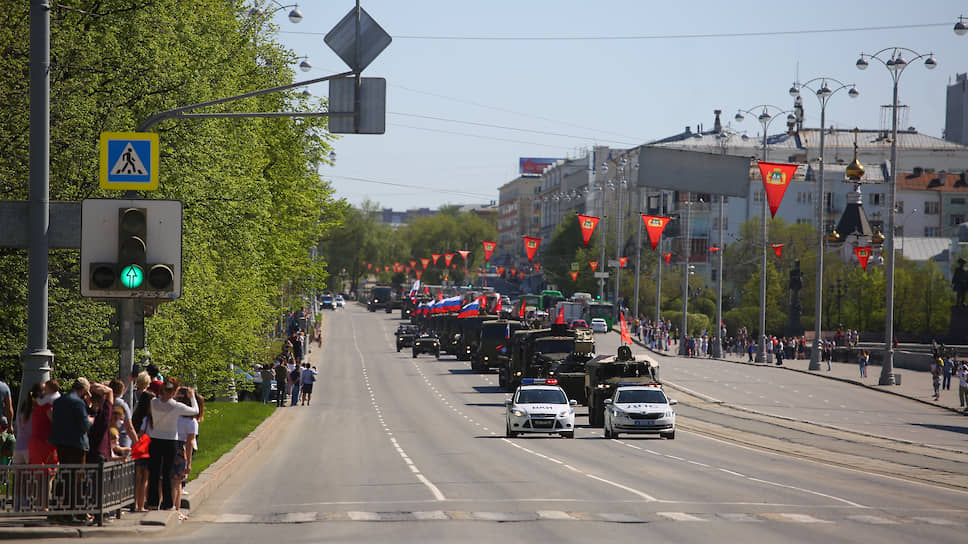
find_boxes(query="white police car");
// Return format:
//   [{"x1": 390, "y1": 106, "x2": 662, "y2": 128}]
[
  {"x1": 603, "y1": 383, "x2": 676, "y2": 439},
  {"x1": 505, "y1": 378, "x2": 577, "y2": 438}
]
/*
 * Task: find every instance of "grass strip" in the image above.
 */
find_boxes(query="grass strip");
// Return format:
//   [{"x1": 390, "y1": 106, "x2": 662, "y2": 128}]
[{"x1": 189, "y1": 402, "x2": 276, "y2": 481}]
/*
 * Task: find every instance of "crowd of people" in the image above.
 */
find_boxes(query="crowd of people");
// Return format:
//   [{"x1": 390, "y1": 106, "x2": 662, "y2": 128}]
[
  {"x1": 0, "y1": 364, "x2": 202, "y2": 523},
  {"x1": 259, "y1": 325, "x2": 318, "y2": 407}
]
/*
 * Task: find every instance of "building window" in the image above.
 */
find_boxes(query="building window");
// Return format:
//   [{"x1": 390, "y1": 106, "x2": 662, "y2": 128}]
[
  {"x1": 869, "y1": 193, "x2": 884, "y2": 206},
  {"x1": 924, "y1": 226, "x2": 940, "y2": 237},
  {"x1": 952, "y1": 197, "x2": 966, "y2": 204},
  {"x1": 951, "y1": 214, "x2": 965, "y2": 226},
  {"x1": 924, "y1": 201, "x2": 939, "y2": 215}
]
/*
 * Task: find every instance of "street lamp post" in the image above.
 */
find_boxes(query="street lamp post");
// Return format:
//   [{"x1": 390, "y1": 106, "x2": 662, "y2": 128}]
[
  {"x1": 678, "y1": 193, "x2": 692, "y2": 356},
  {"x1": 614, "y1": 158, "x2": 636, "y2": 316},
  {"x1": 735, "y1": 105, "x2": 796, "y2": 363},
  {"x1": 788, "y1": 78, "x2": 859, "y2": 370},
  {"x1": 856, "y1": 44, "x2": 946, "y2": 385},
  {"x1": 597, "y1": 162, "x2": 611, "y2": 301}
]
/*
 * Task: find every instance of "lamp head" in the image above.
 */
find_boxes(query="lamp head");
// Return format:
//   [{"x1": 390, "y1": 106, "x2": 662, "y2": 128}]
[
  {"x1": 788, "y1": 85, "x2": 800, "y2": 97},
  {"x1": 757, "y1": 110, "x2": 771, "y2": 124},
  {"x1": 855, "y1": 56, "x2": 869, "y2": 70},
  {"x1": 288, "y1": 8, "x2": 304, "y2": 24},
  {"x1": 299, "y1": 59, "x2": 312, "y2": 72},
  {"x1": 848, "y1": 86, "x2": 859, "y2": 98},
  {"x1": 817, "y1": 82, "x2": 832, "y2": 98},
  {"x1": 956, "y1": 16, "x2": 968, "y2": 36},
  {"x1": 924, "y1": 55, "x2": 938, "y2": 70},
  {"x1": 734, "y1": 111, "x2": 745, "y2": 123}
]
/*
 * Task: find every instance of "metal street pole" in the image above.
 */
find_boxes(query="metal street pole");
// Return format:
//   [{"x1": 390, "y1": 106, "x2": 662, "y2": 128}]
[
  {"x1": 679, "y1": 193, "x2": 691, "y2": 356},
  {"x1": 790, "y1": 78, "x2": 858, "y2": 371},
  {"x1": 598, "y1": 165, "x2": 609, "y2": 301},
  {"x1": 21, "y1": 0, "x2": 54, "y2": 410},
  {"x1": 633, "y1": 198, "x2": 643, "y2": 320},
  {"x1": 856, "y1": 45, "x2": 947, "y2": 384},
  {"x1": 713, "y1": 194, "x2": 725, "y2": 358}
]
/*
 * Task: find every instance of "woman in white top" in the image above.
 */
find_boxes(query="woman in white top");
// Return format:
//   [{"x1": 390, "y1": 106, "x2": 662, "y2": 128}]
[{"x1": 146, "y1": 377, "x2": 198, "y2": 510}]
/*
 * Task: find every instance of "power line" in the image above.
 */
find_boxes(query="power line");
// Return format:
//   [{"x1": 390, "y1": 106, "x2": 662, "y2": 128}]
[
  {"x1": 389, "y1": 112, "x2": 638, "y2": 146},
  {"x1": 281, "y1": 22, "x2": 947, "y2": 41},
  {"x1": 391, "y1": 122, "x2": 580, "y2": 149},
  {"x1": 328, "y1": 175, "x2": 496, "y2": 199}
]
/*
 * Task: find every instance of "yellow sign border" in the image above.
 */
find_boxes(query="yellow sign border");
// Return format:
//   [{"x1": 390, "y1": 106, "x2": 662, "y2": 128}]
[{"x1": 99, "y1": 132, "x2": 159, "y2": 190}]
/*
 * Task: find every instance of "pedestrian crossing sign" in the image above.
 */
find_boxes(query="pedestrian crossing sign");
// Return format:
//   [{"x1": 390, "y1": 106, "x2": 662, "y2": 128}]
[{"x1": 99, "y1": 132, "x2": 159, "y2": 190}]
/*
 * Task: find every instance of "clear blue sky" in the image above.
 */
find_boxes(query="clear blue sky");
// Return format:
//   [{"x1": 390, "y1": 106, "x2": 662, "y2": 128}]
[{"x1": 270, "y1": 0, "x2": 967, "y2": 211}]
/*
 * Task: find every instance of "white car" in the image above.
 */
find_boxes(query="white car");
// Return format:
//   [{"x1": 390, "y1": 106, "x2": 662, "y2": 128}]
[
  {"x1": 590, "y1": 318, "x2": 608, "y2": 333},
  {"x1": 603, "y1": 384, "x2": 676, "y2": 439},
  {"x1": 505, "y1": 378, "x2": 577, "y2": 438},
  {"x1": 335, "y1": 294, "x2": 345, "y2": 308}
]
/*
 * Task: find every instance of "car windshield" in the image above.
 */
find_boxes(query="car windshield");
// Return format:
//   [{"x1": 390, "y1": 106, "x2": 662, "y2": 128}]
[
  {"x1": 615, "y1": 389, "x2": 667, "y2": 404},
  {"x1": 516, "y1": 389, "x2": 567, "y2": 404},
  {"x1": 534, "y1": 339, "x2": 574, "y2": 354},
  {"x1": 481, "y1": 324, "x2": 520, "y2": 339}
]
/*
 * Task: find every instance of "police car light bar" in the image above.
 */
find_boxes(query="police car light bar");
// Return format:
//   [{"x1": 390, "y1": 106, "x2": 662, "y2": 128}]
[
  {"x1": 617, "y1": 382, "x2": 661, "y2": 387},
  {"x1": 521, "y1": 378, "x2": 558, "y2": 385}
]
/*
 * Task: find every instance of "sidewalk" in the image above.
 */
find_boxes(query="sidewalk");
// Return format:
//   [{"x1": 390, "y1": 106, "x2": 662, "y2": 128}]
[{"x1": 636, "y1": 337, "x2": 968, "y2": 415}]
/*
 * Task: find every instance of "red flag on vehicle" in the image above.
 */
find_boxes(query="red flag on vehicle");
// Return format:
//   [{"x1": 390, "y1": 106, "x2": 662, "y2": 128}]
[
  {"x1": 554, "y1": 305, "x2": 565, "y2": 324},
  {"x1": 493, "y1": 296, "x2": 503, "y2": 314},
  {"x1": 518, "y1": 299, "x2": 527, "y2": 319},
  {"x1": 620, "y1": 311, "x2": 632, "y2": 345}
]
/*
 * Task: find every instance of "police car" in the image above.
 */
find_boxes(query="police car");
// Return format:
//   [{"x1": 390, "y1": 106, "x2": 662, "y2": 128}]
[
  {"x1": 603, "y1": 383, "x2": 676, "y2": 439},
  {"x1": 505, "y1": 378, "x2": 577, "y2": 438}
]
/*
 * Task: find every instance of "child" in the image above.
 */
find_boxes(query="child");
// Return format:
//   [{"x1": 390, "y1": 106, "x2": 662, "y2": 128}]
[
  {"x1": 0, "y1": 417, "x2": 15, "y2": 465},
  {"x1": 108, "y1": 428, "x2": 131, "y2": 460}
]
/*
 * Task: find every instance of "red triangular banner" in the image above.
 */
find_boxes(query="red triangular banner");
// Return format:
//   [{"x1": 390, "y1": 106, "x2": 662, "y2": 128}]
[
  {"x1": 523, "y1": 236, "x2": 541, "y2": 263},
  {"x1": 444, "y1": 253, "x2": 454, "y2": 267},
  {"x1": 518, "y1": 271, "x2": 525, "y2": 279},
  {"x1": 415, "y1": 270, "x2": 423, "y2": 280},
  {"x1": 854, "y1": 246, "x2": 872, "y2": 271},
  {"x1": 663, "y1": 252, "x2": 672, "y2": 265},
  {"x1": 589, "y1": 261, "x2": 599, "y2": 272},
  {"x1": 577, "y1": 214, "x2": 600, "y2": 247},
  {"x1": 642, "y1": 215, "x2": 672, "y2": 251},
  {"x1": 482, "y1": 241, "x2": 496, "y2": 262},
  {"x1": 709, "y1": 247, "x2": 720, "y2": 252},
  {"x1": 431, "y1": 254, "x2": 440, "y2": 266},
  {"x1": 420, "y1": 258, "x2": 430, "y2": 269},
  {"x1": 409, "y1": 260, "x2": 416, "y2": 269},
  {"x1": 510, "y1": 267, "x2": 517, "y2": 276},
  {"x1": 533, "y1": 263, "x2": 541, "y2": 272},
  {"x1": 771, "y1": 244, "x2": 784, "y2": 259},
  {"x1": 367, "y1": 263, "x2": 372, "y2": 270},
  {"x1": 457, "y1": 250, "x2": 470, "y2": 262},
  {"x1": 619, "y1": 257, "x2": 628, "y2": 268},
  {"x1": 496, "y1": 266, "x2": 505, "y2": 275},
  {"x1": 758, "y1": 161, "x2": 799, "y2": 218},
  {"x1": 569, "y1": 271, "x2": 579, "y2": 282},
  {"x1": 620, "y1": 311, "x2": 632, "y2": 345}
]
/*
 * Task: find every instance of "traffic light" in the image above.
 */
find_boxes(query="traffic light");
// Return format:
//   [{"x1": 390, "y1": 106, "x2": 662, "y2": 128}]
[{"x1": 81, "y1": 199, "x2": 182, "y2": 299}]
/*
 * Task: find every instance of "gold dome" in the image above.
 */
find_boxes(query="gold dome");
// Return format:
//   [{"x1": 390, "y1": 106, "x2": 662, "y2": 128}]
[
  {"x1": 846, "y1": 157, "x2": 865, "y2": 180},
  {"x1": 871, "y1": 230, "x2": 885, "y2": 245},
  {"x1": 826, "y1": 229, "x2": 841, "y2": 244}
]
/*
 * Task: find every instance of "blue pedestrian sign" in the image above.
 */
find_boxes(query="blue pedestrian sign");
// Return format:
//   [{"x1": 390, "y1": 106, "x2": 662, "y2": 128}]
[{"x1": 99, "y1": 132, "x2": 159, "y2": 190}]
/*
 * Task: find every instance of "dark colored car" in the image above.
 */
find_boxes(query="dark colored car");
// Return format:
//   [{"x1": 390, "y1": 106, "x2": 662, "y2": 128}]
[
  {"x1": 321, "y1": 294, "x2": 335, "y2": 310},
  {"x1": 412, "y1": 333, "x2": 440, "y2": 359},
  {"x1": 396, "y1": 325, "x2": 418, "y2": 351}
]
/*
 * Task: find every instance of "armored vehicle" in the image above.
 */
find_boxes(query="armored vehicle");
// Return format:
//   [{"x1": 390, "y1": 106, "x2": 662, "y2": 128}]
[
  {"x1": 412, "y1": 333, "x2": 441, "y2": 359},
  {"x1": 500, "y1": 323, "x2": 591, "y2": 392},
  {"x1": 472, "y1": 319, "x2": 527, "y2": 372},
  {"x1": 584, "y1": 345, "x2": 660, "y2": 427},
  {"x1": 546, "y1": 327, "x2": 596, "y2": 404},
  {"x1": 368, "y1": 285, "x2": 393, "y2": 313},
  {"x1": 455, "y1": 315, "x2": 498, "y2": 361},
  {"x1": 395, "y1": 325, "x2": 418, "y2": 351}
]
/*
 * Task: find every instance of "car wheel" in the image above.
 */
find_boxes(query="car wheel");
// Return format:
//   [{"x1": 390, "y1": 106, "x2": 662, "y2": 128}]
[
  {"x1": 435, "y1": 351, "x2": 440, "y2": 359},
  {"x1": 662, "y1": 431, "x2": 676, "y2": 440},
  {"x1": 506, "y1": 421, "x2": 517, "y2": 438},
  {"x1": 561, "y1": 431, "x2": 574, "y2": 439},
  {"x1": 397, "y1": 345, "x2": 401, "y2": 352}
]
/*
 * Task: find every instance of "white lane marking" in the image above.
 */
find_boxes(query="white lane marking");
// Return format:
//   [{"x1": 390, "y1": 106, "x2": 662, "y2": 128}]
[
  {"x1": 538, "y1": 510, "x2": 578, "y2": 520},
  {"x1": 281, "y1": 511, "x2": 318, "y2": 523},
  {"x1": 911, "y1": 517, "x2": 958, "y2": 525},
  {"x1": 770, "y1": 513, "x2": 832, "y2": 523},
  {"x1": 215, "y1": 513, "x2": 253, "y2": 523},
  {"x1": 847, "y1": 515, "x2": 899, "y2": 524},
  {"x1": 719, "y1": 469, "x2": 745, "y2": 477},
  {"x1": 657, "y1": 512, "x2": 706, "y2": 521},
  {"x1": 746, "y1": 477, "x2": 865, "y2": 508},
  {"x1": 584, "y1": 474, "x2": 658, "y2": 502}
]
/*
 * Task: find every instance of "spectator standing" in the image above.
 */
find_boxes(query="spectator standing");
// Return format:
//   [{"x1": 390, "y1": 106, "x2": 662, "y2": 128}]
[
  {"x1": 942, "y1": 355, "x2": 954, "y2": 391},
  {"x1": 49, "y1": 378, "x2": 93, "y2": 468},
  {"x1": 260, "y1": 364, "x2": 274, "y2": 404},
  {"x1": 930, "y1": 356, "x2": 943, "y2": 401},
  {"x1": 300, "y1": 364, "x2": 317, "y2": 406},
  {"x1": 956, "y1": 361, "x2": 968, "y2": 411},
  {"x1": 147, "y1": 378, "x2": 198, "y2": 511},
  {"x1": 275, "y1": 360, "x2": 289, "y2": 407},
  {"x1": 109, "y1": 379, "x2": 137, "y2": 450},
  {"x1": 13, "y1": 383, "x2": 42, "y2": 465},
  {"x1": 172, "y1": 389, "x2": 202, "y2": 521},
  {"x1": 29, "y1": 380, "x2": 60, "y2": 464},
  {"x1": 130, "y1": 385, "x2": 154, "y2": 513},
  {"x1": 0, "y1": 418, "x2": 15, "y2": 464},
  {"x1": 288, "y1": 365, "x2": 302, "y2": 407},
  {"x1": 858, "y1": 350, "x2": 869, "y2": 378},
  {"x1": 0, "y1": 376, "x2": 13, "y2": 435}
]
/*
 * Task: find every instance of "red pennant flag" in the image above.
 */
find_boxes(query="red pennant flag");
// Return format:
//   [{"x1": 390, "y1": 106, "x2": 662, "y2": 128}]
[
  {"x1": 523, "y1": 236, "x2": 541, "y2": 263},
  {"x1": 367, "y1": 263, "x2": 372, "y2": 270},
  {"x1": 709, "y1": 247, "x2": 720, "y2": 252},
  {"x1": 415, "y1": 270, "x2": 423, "y2": 280},
  {"x1": 420, "y1": 258, "x2": 430, "y2": 269},
  {"x1": 510, "y1": 267, "x2": 517, "y2": 276},
  {"x1": 437, "y1": 292, "x2": 443, "y2": 301},
  {"x1": 519, "y1": 271, "x2": 525, "y2": 279},
  {"x1": 569, "y1": 270, "x2": 579, "y2": 282},
  {"x1": 443, "y1": 273, "x2": 448, "y2": 281},
  {"x1": 577, "y1": 214, "x2": 600, "y2": 247},
  {"x1": 457, "y1": 250, "x2": 471, "y2": 262},
  {"x1": 496, "y1": 266, "x2": 505, "y2": 275},
  {"x1": 431, "y1": 254, "x2": 440, "y2": 266},
  {"x1": 533, "y1": 263, "x2": 541, "y2": 272},
  {"x1": 555, "y1": 305, "x2": 565, "y2": 324},
  {"x1": 384, "y1": 265, "x2": 389, "y2": 272},
  {"x1": 589, "y1": 261, "x2": 599, "y2": 272},
  {"x1": 444, "y1": 253, "x2": 454, "y2": 267},
  {"x1": 663, "y1": 252, "x2": 672, "y2": 265},
  {"x1": 854, "y1": 246, "x2": 872, "y2": 271},
  {"x1": 482, "y1": 241, "x2": 497, "y2": 262},
  {"x1": 519, "y1": 299, "x2": 527, "y2": 319},
  {"x1": 409, "y1": 260, "x2": 417, "y2": 269},
  {"x1": 406, "y1": 266, "x2": 412, "y2": 274},
  {"x1": 642, "y1": 215, "x2": 672, "y2": 250},
  {"x1": 620, "y1": 311, "x2": 632, "y2": 345},
  {"x1": 758, "y1": 161, "x2": 800, "y2": 218},
  {"x1": 493, "y1": 296, "x2": 503, "y2": 313},
  {"x1": 619, "y1": 257, "x2": 628, "y2": 268},
  {"x1": 771, "y1": 244, "x2": 784, "y2": 259}
]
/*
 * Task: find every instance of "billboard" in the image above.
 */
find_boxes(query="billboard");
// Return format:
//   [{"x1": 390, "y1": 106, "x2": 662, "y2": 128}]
[
  {"x1": 519, "y1": 157, "x2": 563, "y2": 176},
  {"x1": 637, "y1": 146, "x2": 752, "y2": 197}
]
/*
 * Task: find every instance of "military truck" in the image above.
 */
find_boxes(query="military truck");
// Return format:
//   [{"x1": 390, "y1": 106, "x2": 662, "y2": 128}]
[
  {"x1": 584, "y1": 345, "x2": 660, "y2": 427},
  {"x1": 472, "y1": 319, "x2": 527, "y2": 372},
  {"x1": 368, "y1": 285, "x2": 393, "y2": 313},
  {"x1": 546, "y1": 327, "x2": 596, "y2": 404},
  {"x1": 500, "y1": 323, "x2": 592, "y2": 393},
  {"x1": 455, "y1": 315, "x2": 498, "y2": 361}
]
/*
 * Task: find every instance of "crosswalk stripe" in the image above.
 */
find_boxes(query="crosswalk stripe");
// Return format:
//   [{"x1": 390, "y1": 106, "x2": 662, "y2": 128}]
[
  {"x1": 281, "y1": 512, "x2": 318, "y2": 523},
  {"x1": 657, "y1": 512, "x2": 706, "y2": 522},
  {"x1": 847, "y1": 515, "x2": 900, "y2": 525},
  {"x1": 537, "y1": 510, "x2": 578, "y2": 520},
  {"x1": 911, "y1": 517, "x2": 958, "y2": 526},
  {"x1": 412, "y1": 510, "x2": 449, "y2": 520},
  {"x1": 762, "y1": 513, "x2": 832, "y2": 523},
  {"x1": 716, "y1": 513, "x2": 762, "y2": 522}
]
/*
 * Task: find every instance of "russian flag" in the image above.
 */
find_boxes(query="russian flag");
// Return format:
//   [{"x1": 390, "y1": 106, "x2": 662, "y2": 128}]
[
  {"x1": 439, "y1": 296, "x2": 462, "y2": 314},
  {"x1": 457, "y1": 297, "x2": 483, "y2": 318}
]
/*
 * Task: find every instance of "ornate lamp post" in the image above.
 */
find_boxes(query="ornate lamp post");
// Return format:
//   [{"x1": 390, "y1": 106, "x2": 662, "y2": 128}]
[
  {"x1": 788, "y1": 78, "x2": 859, "y2": 370},
  {"x1": 855, "y1": 45, "x2": 942, "y2": 384},
  {"x1": 734, "y1": 105, "x2": 797, "y2": 363}
]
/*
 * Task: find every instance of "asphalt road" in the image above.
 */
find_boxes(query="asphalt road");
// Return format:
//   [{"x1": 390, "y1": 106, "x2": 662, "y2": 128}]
[{"x1": 138, "y1": 306, "x2": 968, "y2": 544}]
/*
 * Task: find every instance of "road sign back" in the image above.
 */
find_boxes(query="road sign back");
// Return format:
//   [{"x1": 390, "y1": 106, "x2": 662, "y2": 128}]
[
  {"x1": 324, "y1": 6, "x2": 391, "y2": 73},
  {"x1": 100, "y1": 132, "x2": 159, "y2": 190}
]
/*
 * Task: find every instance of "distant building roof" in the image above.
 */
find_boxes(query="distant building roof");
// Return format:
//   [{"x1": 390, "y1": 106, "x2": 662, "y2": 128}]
[
  {"x1": 896, "y1": 171, "x2": 968, "y2": 192},
  {"x1": 898, "y1": 237, "x2": 950, "y2": 262}
]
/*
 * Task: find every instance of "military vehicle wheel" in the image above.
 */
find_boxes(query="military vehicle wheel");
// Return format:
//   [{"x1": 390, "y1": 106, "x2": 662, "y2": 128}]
[
  {"x1": 498, "y1": 371, "x2": 507, "y2": 390},
  {"x1": 589, "y1": 406, "x2": 603, "y2": 428},
  {"x1": 561, "y1": 431, "x2": 574, "y2": 439},
  {"x1": 412, "y1": 351, "x2": 417, "y2": 358},
  {"x1": 506, "y1": 421, "x2": 517, "y2": 438},
  {"x1": 661, "y1": 431, "x2": 675, "y2": 440},
  {"x1": 435, "y1": 351, "x2": 440, "y2": 359},
  {"x1": 396, "y1": 345, "x2": 401, "y2": 352}
]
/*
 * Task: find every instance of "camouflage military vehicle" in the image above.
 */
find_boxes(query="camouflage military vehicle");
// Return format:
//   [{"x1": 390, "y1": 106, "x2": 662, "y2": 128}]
[
  {"x1": 472, "y1": 319, "x2": 527, "y2": 372},
  {"x1": 546, "y1": 327, "x2": 596, "y2": 404},
  {"x1": 368, "y1": 285, "x2": 393, "y2": 313},
  {"x1": 395, "y1": 324, "x2": 418, "y2": 352},
  {"x1": 455, "y1": 315, "x2": 498, "y2": 361},
  {"x1": 584, "y1": 345, "x2": 660, "y2": 427},
  {"x1": 500, "y1": 323, "x2": 593, "y2": 393},
  {"x1": 412, "y1": 332, "x2": 441, "y2": 359}
]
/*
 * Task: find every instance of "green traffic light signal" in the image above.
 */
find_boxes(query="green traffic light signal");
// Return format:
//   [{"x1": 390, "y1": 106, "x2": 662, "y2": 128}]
[{"x1": 120, "y1": 264, "x2": 144, "y2": 289}]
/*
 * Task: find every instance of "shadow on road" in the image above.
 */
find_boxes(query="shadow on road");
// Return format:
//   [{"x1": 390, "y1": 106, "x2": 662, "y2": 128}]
[{"x1": 912, "y1": 423, "x2": 968, "y2": 435}]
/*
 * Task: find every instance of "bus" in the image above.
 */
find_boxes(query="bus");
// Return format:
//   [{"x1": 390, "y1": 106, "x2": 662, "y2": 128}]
[
  {"x1": 589, "y1": 302, "x2": 614, "y2": 329},
  {"x1": 539, "y1": 289, "x2": 564, "y2": 311}
]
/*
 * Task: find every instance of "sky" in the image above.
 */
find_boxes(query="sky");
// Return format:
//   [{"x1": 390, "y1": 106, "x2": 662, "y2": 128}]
[{"x1": 267, "y1": 0, "x2": 968, "y2": 211}]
